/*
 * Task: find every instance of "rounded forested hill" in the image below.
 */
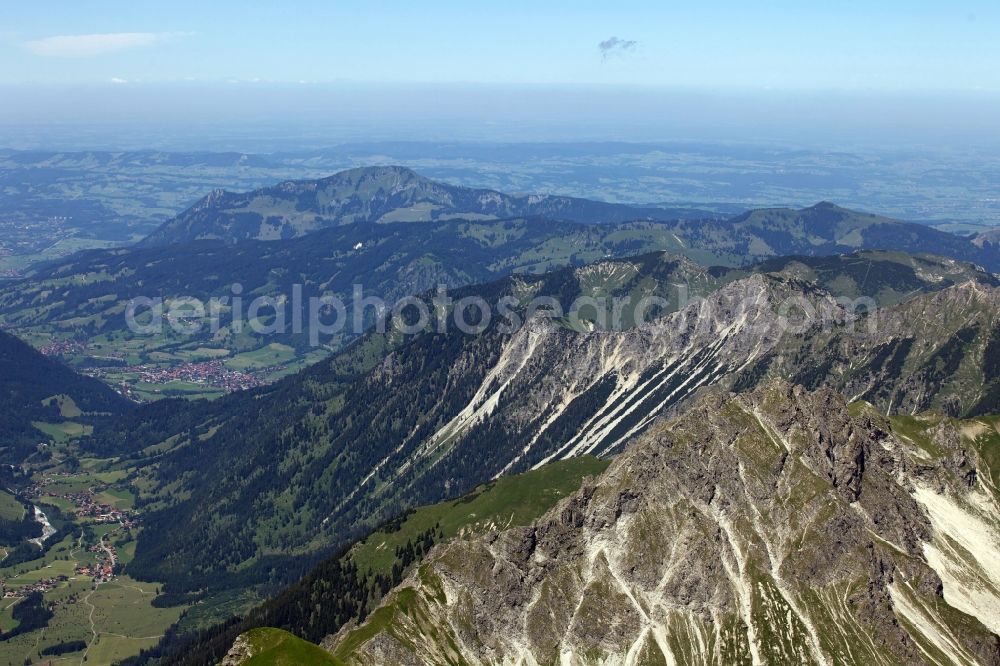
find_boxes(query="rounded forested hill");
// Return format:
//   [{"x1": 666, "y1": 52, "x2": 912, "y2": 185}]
[{"x1": 0, "y1": 329, "x2": 131, "y2": 463}]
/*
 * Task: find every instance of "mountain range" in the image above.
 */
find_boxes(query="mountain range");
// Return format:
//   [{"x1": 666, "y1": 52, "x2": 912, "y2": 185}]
[
  {"x1": 146, "y1": 380, "x2": 1000, "y2": 665},
  {"x1": 664, "y1": 201, "x2": 1000, "y2": 269},
  {"x1": 322, "y1": 381, "x2": 1000, "y2": 664},
  {"x1": 5, "y1": 167, "x2": 992, "y2": 434},
  {"x1": 138, "y1": 166, "x2": 710, "y2": 247},
  {"x1": 131, "y1": 166, "x2": 1000, "y2": 269},
  {"x1": 0, "y1": 218, "x2": 692, "y2": 366},
  {"x1": 83, "y1": 254, "x2": 998, "y2": 601},
  {"x1": 1, "y1": 166, "x2": 999, "y2": 665},
  {"x1": 2, "y1": 167, "x2": 998, "y2": 389}
]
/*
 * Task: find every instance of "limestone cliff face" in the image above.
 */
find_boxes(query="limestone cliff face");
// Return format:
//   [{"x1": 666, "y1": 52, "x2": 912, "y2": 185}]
[
  {"x1": 740, "y1": 280, "x2": 1000, "y2": 417},
  {"x1": 329, "y1": 382, "x2": 1000, "y2": 665}
]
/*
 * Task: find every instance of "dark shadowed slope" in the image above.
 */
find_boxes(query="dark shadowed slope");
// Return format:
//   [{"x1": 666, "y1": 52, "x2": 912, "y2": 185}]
[{"x1": 0, "y1": 329, "x2": 131, "y2": 463}]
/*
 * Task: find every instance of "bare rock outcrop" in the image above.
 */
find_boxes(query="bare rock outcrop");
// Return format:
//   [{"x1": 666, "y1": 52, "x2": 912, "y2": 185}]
[{"x1": 329, "y1": 381, "x2": 1000, "y2": 665}]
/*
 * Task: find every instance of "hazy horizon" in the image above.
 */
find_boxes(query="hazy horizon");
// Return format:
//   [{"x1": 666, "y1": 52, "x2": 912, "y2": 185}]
[
  {"x1": 3, "y1": 1, "x2": 998, "y2": 151},
  {"x1": 3, "y1": 83, "x2": 1000, "y2": 152}
]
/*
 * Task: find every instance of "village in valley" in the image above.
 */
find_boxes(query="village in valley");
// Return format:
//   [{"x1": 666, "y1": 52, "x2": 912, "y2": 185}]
[
  {"x1": 92, "y1": 359, "x2": 272, "y2": 395},
  {"x1": 0, "y1": 459, "x2": 183, "y2": 663},
  {"x1": 2, "y1": 477, "x2": 137, "y2": 600},
  {"x1": 33, "y1": 337, "x2": 289, "y2": 400}
]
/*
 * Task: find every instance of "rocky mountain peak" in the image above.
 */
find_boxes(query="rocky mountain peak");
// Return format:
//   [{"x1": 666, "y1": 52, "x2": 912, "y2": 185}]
[
  {"x1": 328, "y1": 381, "x2": 1000, "y2": 665},
  {"x1": 192, "y1": 187, "x2": 230, "y2": 210}
]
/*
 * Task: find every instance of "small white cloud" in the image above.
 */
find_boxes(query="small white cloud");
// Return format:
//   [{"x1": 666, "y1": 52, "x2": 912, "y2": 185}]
[
  {"x1": 110, "y1": 77, "x2": 128, "y2": 84},
  {"x1": 598, "y1": 36, "x2": 638, "y2": 61},
  {"x1": 24, "y1": 31, "x2": 190, "y2": 57}
]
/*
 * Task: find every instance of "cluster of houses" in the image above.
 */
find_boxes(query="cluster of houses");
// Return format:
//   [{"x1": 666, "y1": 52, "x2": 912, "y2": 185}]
[
  {"x1": 75, "y1": 543, "x2": 117, "y2": 583},
  {"x1": 64, "y1": 491, "x2": 138, "y2": 529},
  {"x1": 29, "y1": 335, "x2": 286, "y2": 398},
  {"x1": 22, "y1": 483, "x2": 138, "y2": 531},
  {"x1": 37, "y1": 338, "x2": 128, "y2": 361},
  {"x1": 131, "y1": 359, "x2": 269, "y2": 389},
  {"x1": 14, "y1": 483, "x2": 130, "y2": 585},
  {"x1": 0, "y1": 215, "x2": 74, "y2": 255},
  {"x1": 38, "y1": 339, "x2": 86, "y2": 356},
  {"x1": 0, "y1": 241, "x2": 15, "y2": 277},
  {"x1": 2, "y1": 575, "x2": 68, "y2": 598},
  {"x1": 93, "y1": 359, "x2": 276, "y2": 394},
  {"x1": 2, "y1": 544, "x2": 117, "y2": 597}
]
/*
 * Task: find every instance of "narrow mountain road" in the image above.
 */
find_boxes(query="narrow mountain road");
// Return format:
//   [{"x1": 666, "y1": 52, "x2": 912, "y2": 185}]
[
  {"x1": 80, "y1": 533, "x2": 116, "y2": 665},
  {"x1": 80, "y1": 583, "x2": 101, "y2": 664}
]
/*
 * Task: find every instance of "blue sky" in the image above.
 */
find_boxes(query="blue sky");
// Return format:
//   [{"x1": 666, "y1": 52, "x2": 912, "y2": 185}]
[{"x1": 2, "y1": 0, "x2": 998, "y2": 90}]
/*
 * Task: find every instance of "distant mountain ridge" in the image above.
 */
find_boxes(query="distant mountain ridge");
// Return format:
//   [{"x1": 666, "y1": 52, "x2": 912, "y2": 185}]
[
  {"x1": 139, "y1": 166, "x2": 707, "y2": 246},
  {"x1": 137, "y1": 167, "x2": 1000, "y2": 272},
  {"x1": 974, "y1": 227, "x2": 1000, "y2": 250},
  {"x1": 0, "y1": 218, "x2": 695, "y2": 376},
  {"x1": 8, "y1": 217, "x2": 990, "y2": 373},
  {"x1": 666, "y1": 200, "x2": 1000, "y2": 270}
]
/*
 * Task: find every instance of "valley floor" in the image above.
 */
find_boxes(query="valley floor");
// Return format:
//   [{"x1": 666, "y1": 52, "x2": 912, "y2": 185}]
[{"x1": 0, "y1": 462, "x2": 184, "y2": 665}]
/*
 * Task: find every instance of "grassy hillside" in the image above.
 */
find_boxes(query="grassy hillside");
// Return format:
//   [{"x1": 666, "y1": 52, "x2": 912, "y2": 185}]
[
  {"x1": 137, "y1": 456, "x2": 608, "y2": 666},
  {"x1": 349, "y1": 455, "x2": 610, "y2": 576},
  {"x1": 232, "y1": 628, "x2": 341, "y2": 666},
  {"x1": 0, "y1": 491, "x2": 25, "y2": 522}
]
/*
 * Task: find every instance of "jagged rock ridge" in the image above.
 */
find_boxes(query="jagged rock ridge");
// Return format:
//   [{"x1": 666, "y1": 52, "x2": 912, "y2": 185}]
[
  {"x1": 123, "y1": 276, "x2": 1000, "y2": 589},
  {"x1": 329, "y1": 382, "x2": 1000, "y2": 665},
  {"x1": 736, "y1": 280, "x2": 1000, "y2": 417}
]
